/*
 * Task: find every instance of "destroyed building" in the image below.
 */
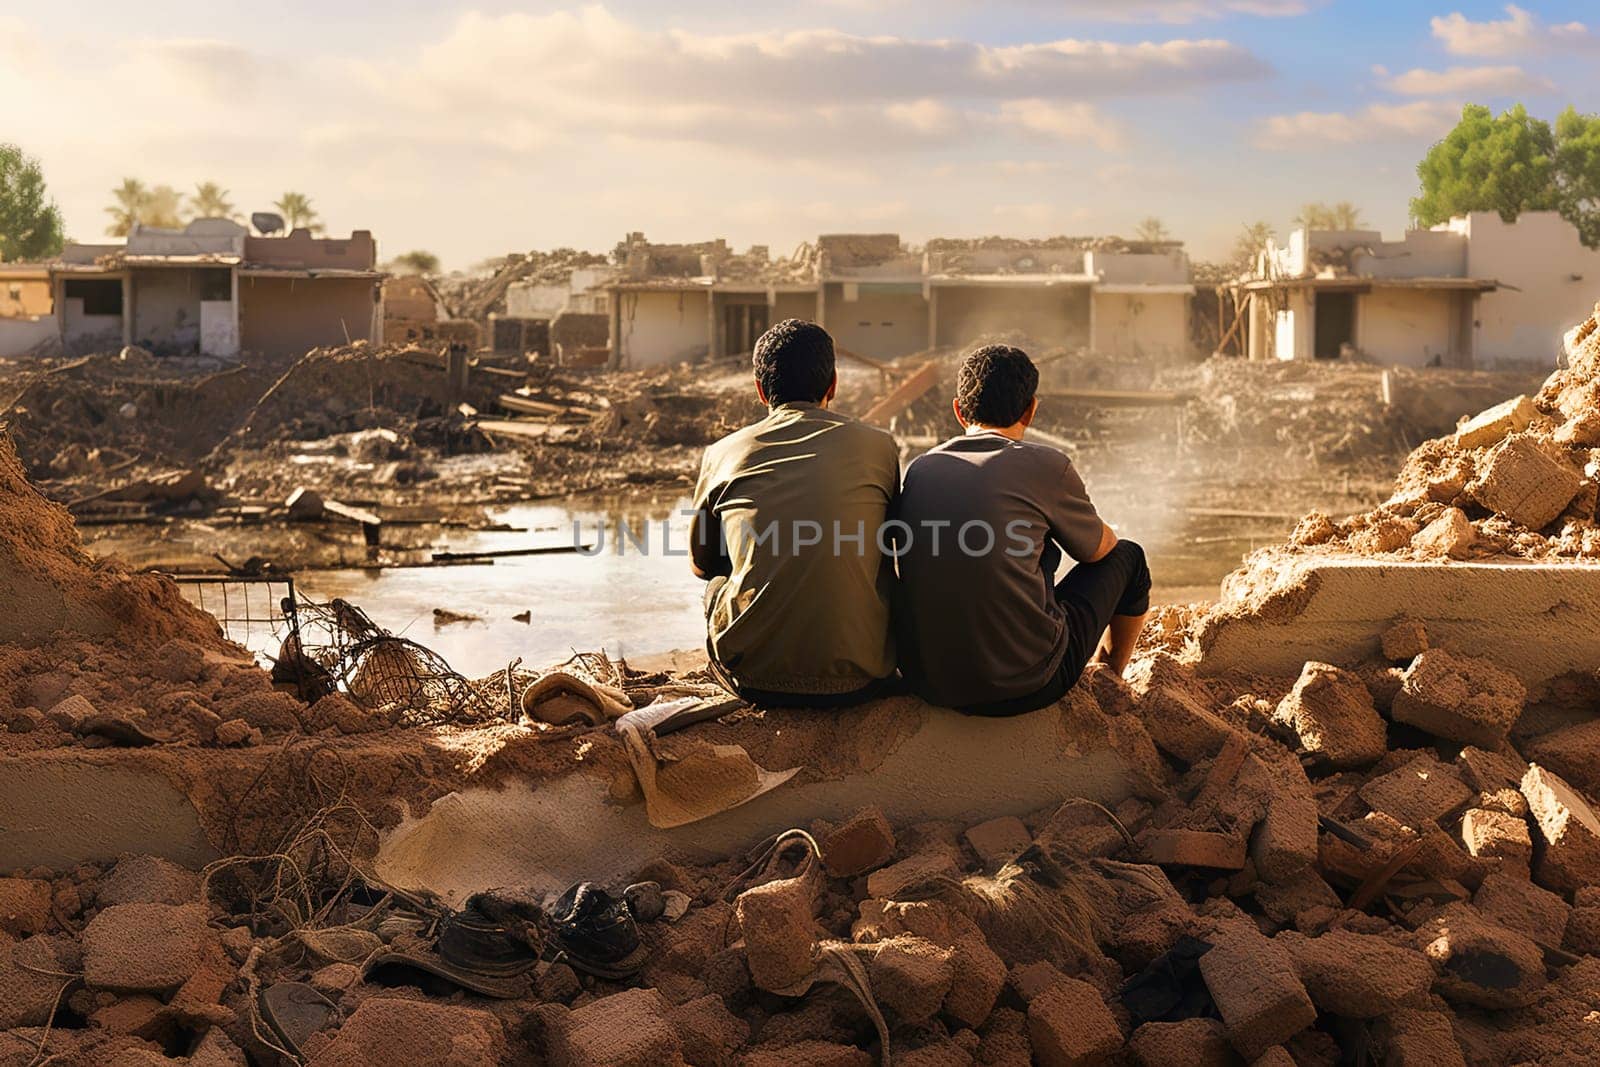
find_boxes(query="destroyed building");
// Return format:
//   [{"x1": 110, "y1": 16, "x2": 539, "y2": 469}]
[
  {"x1": 605, "y1": 232, "x2": 1196, "y2": 368},
  {"x1": 1233, "y1": 210, "x2": 1600, "y2": 368},
  {"x1": 45, "y1": 220, "x2": 386, "y2": 358}
]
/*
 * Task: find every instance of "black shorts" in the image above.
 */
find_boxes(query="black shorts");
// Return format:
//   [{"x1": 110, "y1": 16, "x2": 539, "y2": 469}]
[{"x1": 958, "y1": 539, "x2": 1152, "y2": 718}]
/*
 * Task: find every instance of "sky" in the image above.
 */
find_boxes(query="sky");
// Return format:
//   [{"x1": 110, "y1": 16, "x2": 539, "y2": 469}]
[{"x1": 2, "y1": 1, "x2": 1597, "y2": 269}]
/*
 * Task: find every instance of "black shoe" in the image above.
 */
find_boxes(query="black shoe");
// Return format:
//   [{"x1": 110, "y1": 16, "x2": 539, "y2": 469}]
[{"x1": 548, "y1": 882, "x2": 648, "y2": 979}]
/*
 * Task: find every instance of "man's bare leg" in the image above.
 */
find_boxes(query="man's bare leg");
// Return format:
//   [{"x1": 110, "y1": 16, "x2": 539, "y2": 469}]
[{"x1": 1092, "y1": 612, "x2": 1148, "y2": 676}]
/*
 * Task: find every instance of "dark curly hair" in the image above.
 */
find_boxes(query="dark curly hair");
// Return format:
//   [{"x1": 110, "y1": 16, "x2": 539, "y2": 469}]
[
  {"x1": 956, "y1": 344, "x2": 1038, "y2": 427},
  {"x1": 752, "y1": 319, "x2": 835, "y2": 406}
]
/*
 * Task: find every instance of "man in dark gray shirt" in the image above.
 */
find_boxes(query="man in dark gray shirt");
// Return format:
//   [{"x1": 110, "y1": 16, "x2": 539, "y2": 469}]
[{"x1": 894, "y1": 344, "x2": 1151, "y2": 714}]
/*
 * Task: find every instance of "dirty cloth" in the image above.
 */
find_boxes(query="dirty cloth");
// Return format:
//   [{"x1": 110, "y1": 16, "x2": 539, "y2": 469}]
[
  {"x1": 690, "y1": 402, "x2": 899, "y2": 696},
  {"x1": 894, "y1": 431, "x2": 1108, "y2": 709},
  {"x1": 616, "y1": 698, "x2": 799, "y2": 828}
]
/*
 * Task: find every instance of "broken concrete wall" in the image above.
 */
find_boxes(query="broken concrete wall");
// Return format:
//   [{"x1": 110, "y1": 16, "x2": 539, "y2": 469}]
[
  {"x1": 1358, "y1": 287, "x2": 1470, "y2": 368},
  {"x1": 244, "y1": 229, "x2": 377, "y2": 271},
  {"x1": 1451, "y1": 210, "x2": 1600, "y2": 366},
  {"x1": 932, "y1": 285, "x2": 1090, "y2": 351},
  {"x1": 131, "y1": 267, "x2": 231, "y2": 355},
  {"x1": 615, "y1": 289, "x2": 711, "y2": 368},
  {"x1": 239, "y1": 275, "x2": 379, "y2": 355},
  {"x1": 823, "y1": 283, "x2": 928, "y2": 360},
  {"x1": 1091, "y1": 290, "x2": 1189, "y2": 360}
]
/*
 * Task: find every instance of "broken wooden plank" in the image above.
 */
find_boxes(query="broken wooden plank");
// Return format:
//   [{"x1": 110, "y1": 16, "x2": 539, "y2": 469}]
[
  {"x1": 860, "y1": 361, "x2": 941, "y2": 426},
  {"x1": 431, "y1": 543, "x2": 593, "y2": 562}
]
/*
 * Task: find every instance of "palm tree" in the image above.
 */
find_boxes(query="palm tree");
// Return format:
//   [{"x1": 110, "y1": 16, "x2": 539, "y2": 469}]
[
  {"x1": 142, "y1": 185, "x2": 184, "y2": 229},
  {"x1": 105, "y1": 178, "x2": 148, "y2": 236},
  {"x1": 274, "y1": 191, "x2": 321, "y2": 233},
  {"x1": 1330, "y1": 201, "x2": 1364, "y2": 230},
  {"x1": 1295, "y1": 202, "x2": 1366, "y2": 231},
  {"x1": 1134, "y1": 216, "x2": 1171, "y2": 242},
  {"x1": 190, "y1": 181, "x2": 235, "y2": 220}
]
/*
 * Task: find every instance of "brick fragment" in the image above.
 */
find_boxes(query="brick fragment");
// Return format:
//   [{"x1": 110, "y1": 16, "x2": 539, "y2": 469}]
[
  {"x1": 1411, "y1": 507, "x2": 1476, "y2": 559},
  {"x1": 1460, "y1": 808, "x2": 1533, "y2": 871},
  {"x1": 1523, "y1": 718, "x2": 1600, "y2": 797},
  {"x1": 1273, "y1": 662, "x2": 1385, "y2": 769},
  {"x1": 1279, "y1": 929, "x2": 1433, "y2": 1017},
  {"x1": 820, "y1": 806, "x2": 897, "y2": 878},
  {"x1": 1026, "y1": 977, "x2": 1122, "y2": 1067},
  {"x1": 1455, "y1": 394, "x2": 1535, "y2": 449},
  {"x1": 1473, "y1": 871, "x2": 1570, "y2": 947},
  {"x1": 1380, "y1": 617, "x2": 1429, "y2": 662},
  {"x1": 82, "y1": 903, "x2": 212, "y2": 994},
  {"x1": 666, "y1": 994, "x2": 748, "y2": 1067},
  {"x1": 1468, "y1": 433, "x2": 1582, "y2": 530},
  {"x1": 1129, "y1": 1018, "x2": 1232, "y2": 1067},
  {"x1": 1197, "y1": 924, "x2": 1315, "y2": 1059},
  {"x1": 546, "y1": 988, "x2": 682, "y2": 1067},
  {"x1": 96, "y1": 855, "x2": 199, "y2": 908},
  {"x1": 1143, "y1": 829, "x2": 1247, "y2": 871},
  {"x1": 1391, "y1": 649, "x2": 1525, "y2": 748},
  {"x1": 1358, "y1": 754, "x2": 1473, "y2": 830},
  {"x1": 865, "y1": 935, "x2": 955, "y2": 1025},
  {"x1": 0, "y1": 936, "x2": 71, "y2": 1029},
  {"x1": 1372, "y1": 1009, "x2": 1468, "y2": 1067},
  {"x1": 963, "y1": 816, "x2": 1031, "y2": 870},
  {"x1": 1523, "y1": 763, "x2": 1600, "y2": 894},
  {"x1": 0, "y1": 878, "x2": 52, "y2": 936},
  {"x1": 735, "y1": 874, "x2": 816, "y2": 993},
  {"x1": 1241, "y1": 753, "x2": 1319, "y2": 883},
  {"x1": 865, "y1": 846, "x2": 959, "y2": 900},
  {"x1": 1416, "y1": 902, "x2": 1547, "y2": 1009},
  {"x1": 1136, "y1": 684, "x2": 1240, "y2": 765}
]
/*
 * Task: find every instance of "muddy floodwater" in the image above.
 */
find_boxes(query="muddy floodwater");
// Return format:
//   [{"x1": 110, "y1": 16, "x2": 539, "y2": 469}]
[{"x1": 264, "y1": 490, "x2": 1293, "y2": 678}]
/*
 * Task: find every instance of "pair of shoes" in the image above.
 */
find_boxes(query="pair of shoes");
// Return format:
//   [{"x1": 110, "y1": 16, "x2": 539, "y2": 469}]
[{"x1": 548, "y1": 882, "x2": 650, "y2": 980}]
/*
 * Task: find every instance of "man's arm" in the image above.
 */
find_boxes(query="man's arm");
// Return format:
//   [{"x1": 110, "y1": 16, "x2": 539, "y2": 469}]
[
  {"x1": 688, "y1": 498, "x2": 730, "y2": 581},
  {"x1": 1084, "y1": 520, "x2": 1118, "y2": 563},
  {"x1": 1046, "y1": 460, "x2": 1112, "y2": 563}
]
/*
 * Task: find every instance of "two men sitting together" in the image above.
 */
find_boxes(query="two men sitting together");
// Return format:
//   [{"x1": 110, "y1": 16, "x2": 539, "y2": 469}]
[{"x1": 689, "y1": 319, "x2": 1151, "y2": 714}]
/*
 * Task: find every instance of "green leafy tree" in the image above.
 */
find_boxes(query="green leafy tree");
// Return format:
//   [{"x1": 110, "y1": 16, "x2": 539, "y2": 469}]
[
  {"x1": 390, "y1": 249, "x2": 440, "y2": 275},
  {"x1": 1134, "y1": 216, "x2": 1171, "y2": 242},
  {"x1": 0, "y1": 144, "x2": 64, "y2": 260},
  {"x1": 106, "y1": 177, "x2": 149, "y2": 237},
  {"x1": 1554, "y1": 106, "x2": 1600, "y2": 249},
  {"x1": 1411, "y1": 104, "x2": 1559, "y2": 228},
  {"x1": 273, "y1": 191, "x2": 321, "y2": 233},
  {"x1": 189, "y1": 181, "x2": 236, "y2": 220},
  {"x1": 1294, "y1": 202, "x2": 1365, "y2": 230}
]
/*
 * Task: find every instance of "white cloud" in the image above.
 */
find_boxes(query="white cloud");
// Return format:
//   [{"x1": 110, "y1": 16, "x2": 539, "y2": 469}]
[
  {"x1": 404, "y1": 7, "x2": 1269, "y2": 108},
  {"x1": 1024, "y1": 0, "x2": 1311, "y2": 22},
  {"x1": 1430, "y1": 5, "x2": 1593, "y2": 57},
  {"x1": 1380, "y1": 64, "x2": 1555, "y2": 96},
  {"x1": 997, "y1": 100, "x2": 1127, "y2": 151},
  {"x1": 1254, "y1": 100, "x2": 1461, "y2": 148}
]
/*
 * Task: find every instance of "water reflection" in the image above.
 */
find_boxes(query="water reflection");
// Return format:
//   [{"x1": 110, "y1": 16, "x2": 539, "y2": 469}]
[{"x1": 285, "y1": 489, "x2": 1290, "y2": 678}]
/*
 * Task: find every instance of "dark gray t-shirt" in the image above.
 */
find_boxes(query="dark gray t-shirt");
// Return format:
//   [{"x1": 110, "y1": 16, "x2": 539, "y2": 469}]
[{"x1": 894, "y1": 431, "x2": 1105, "y2": 708}]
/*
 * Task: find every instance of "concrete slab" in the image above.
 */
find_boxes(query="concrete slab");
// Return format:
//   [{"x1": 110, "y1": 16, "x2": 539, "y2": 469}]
[
  {"x1": 375, "y1": 700, "x2": 1134, "y2": 904},
  {"x1": 0, "y1": 758, "x2": 215, "y2": 870},
  {"x1": 1196, "y1": 554, "x2": 1600, "y2": 700}
]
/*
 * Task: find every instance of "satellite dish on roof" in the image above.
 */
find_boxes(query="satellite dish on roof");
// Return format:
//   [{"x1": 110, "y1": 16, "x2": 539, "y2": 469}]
[{"x1": 252, "y1": 212, "x2": 285, "y2": 236}]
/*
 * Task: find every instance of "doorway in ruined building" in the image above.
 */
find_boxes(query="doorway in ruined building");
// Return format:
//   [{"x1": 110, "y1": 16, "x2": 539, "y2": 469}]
[
  {"x1": 723, "y1": 301, "x2": 770, "y2": 357},
  {"x1": 1314, "y1": 290, "x2": 1355, "y2": 359}
]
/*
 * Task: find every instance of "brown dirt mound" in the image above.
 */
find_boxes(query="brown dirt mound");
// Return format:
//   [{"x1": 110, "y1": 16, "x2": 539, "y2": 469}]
[{"x1": 0, "y1": 426, "x2": 227, "y2": 651}]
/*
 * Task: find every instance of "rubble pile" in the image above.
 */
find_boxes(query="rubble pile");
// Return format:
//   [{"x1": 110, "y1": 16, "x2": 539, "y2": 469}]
[
  {"x1": 1281, "y1": 305, "x2": 1600, "y2": 561},
  {"x1": 6, "y1": 313, "x2": 1600, "y2": 1064},
  {"x1": 435, "y1": 249, "x2": 610, "y2": 323}
]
